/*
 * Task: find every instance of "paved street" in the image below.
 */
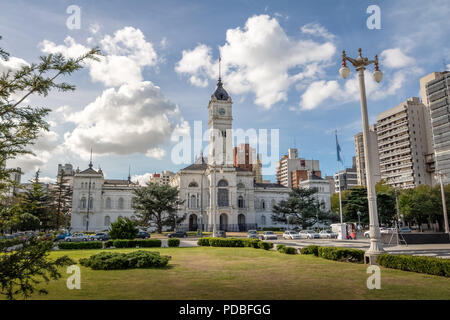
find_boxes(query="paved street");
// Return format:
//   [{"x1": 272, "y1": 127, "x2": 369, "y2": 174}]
[{"x1": 178, "y1": 237, "x2": 450, "y2": 258}]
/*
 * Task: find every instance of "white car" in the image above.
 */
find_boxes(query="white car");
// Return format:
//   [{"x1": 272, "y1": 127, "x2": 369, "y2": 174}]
[
  {"x1": 319, "y1": 230, "x2": 337, "y2": 239},
  {"x1": 260, "y1": 231, "x2": 278, "y2": 240},
  {"x1": 282, "y1": 230, "x2": 300, "y2": 240},
  {"x1": 299, "y1": 230, "x2": 320, "y2": 239}
]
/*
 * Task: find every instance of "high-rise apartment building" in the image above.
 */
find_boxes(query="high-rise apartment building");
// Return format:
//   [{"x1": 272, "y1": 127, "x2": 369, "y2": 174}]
[
  {"x1": 354, "y1": 125, "x2": 381, "y2": 187},
  {"x1": 150, "y1": 170, "x2": 175, "y2": 185},
  {"x1": 376, "y1": 97, "x2": 433, "y2": 189},
  {"x1": 233, "y1": 143, "x2": 263, "y2": 183},
  {"x1": 420, "y1": 71, "x2": 450, "y2": 185},
  {"x1": 333, "y1": 157, "x2": 358, "y2": 192},
  {"x1": 276, "y1": 148, "x2": 319, "y2": 188}
]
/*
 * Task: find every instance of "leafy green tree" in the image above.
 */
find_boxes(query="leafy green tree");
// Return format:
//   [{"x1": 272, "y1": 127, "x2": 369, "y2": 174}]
[
  {"x1": 330, "y1": 189, "x2": 350, "y2": 214},
  {"x1": 342, "y1": 187, "x2": 368, "y2": 223},
  {"x1": 0, "y1": 237, "x2": 74, "y2": 300},
  {"x1": 399, "y1": 185, "x2": 440, "y2": 228},
  {"x1": 108, "y1": 216, "x2": 138, "y2": 240},
  {"x1": 132, "y1": 183, "x2": 184, "y2": 233},
  {"x1": 272, "y1": 187, "x2": 337, "y2": 229}
]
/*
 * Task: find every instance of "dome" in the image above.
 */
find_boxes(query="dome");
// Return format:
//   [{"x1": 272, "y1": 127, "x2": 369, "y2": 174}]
[{"x1": 213, "y1": 78, "x2": 229, "y2": 101}]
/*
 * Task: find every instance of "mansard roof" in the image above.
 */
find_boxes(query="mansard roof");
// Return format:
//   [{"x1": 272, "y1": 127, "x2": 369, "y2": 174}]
[{"x1": 254, "y1": 182, "x2": 288, "y2": 189}]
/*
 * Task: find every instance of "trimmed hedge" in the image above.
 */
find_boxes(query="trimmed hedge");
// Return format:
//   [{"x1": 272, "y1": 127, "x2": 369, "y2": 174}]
[
  {"x1": 58, "y1": 241, "x2": 103, "y2": 250},
  {"x1": 79, "y1": 250, "x2": 170, "y2": 270},
  {"x1": 377, "y1": 253, "x2": 450, "y2": 277},
  {"x1": 104, "y1": 240, "x2": 114, "y2": 248},
  {"x1": 317, "y1": 247, "x2": 364, "y2": 263},
  {"x1": 262, "y1": 227, "x2": 284, "y2": 231},
  {"x1": 277, "y1": 244, "x2": 297, "y2": 254},
  {"x1": 112, "y1": 239, "x2": 162, "y2": 248},
  {"x1": 300, "y1": 245, "x2": 319, "y2": 256},
  {"x1": 168, "y1": 238, "x2": 180, "y2": 247},
  {"x1": 197, "y1": 237, "x2": 274, "y2": 251}
]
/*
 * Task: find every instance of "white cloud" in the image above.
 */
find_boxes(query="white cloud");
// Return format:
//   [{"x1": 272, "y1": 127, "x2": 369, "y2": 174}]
[
  {"x1": 0, "y1": 56, "x2": 29, "y2": 74},
  {"x1": 40, "y1": 176, "x2": 56, "y2": 184},
  {"x1": 41, "y1": 27, "x2": 158, "y2": 87},
  {"x1": 175, "y1": 15, "x2": 336, "y2": 109},
  {"x1": 300, "y1": 80, "x2": 340, "y2": 110},
  {"x1": 89, "y1": 23, "x2": 100, "y2": 35},
  {"x1": 62, "y1": 81, "x2": 181, "y2": 160},
  {"x1": 145, "y1": 147, "x2": 166, "y2": 159},
  {"x1": 131, "y1": 172, "x2": 153, "y2": 185},
  {"x1": 380, "y1": 48, "x2": 415, "y2": 69},
  {"x1": 300, "y1": 23, "x2": 335, "y2": 40}
]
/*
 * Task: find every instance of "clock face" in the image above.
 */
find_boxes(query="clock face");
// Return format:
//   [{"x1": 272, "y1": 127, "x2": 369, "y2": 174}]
[{"x1": 219, "y1": 108, "x2": 226, "y2": 115}]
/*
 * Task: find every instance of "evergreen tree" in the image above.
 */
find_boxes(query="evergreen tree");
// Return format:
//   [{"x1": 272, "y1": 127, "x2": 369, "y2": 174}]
[{"x1": 52, "y1": 169, "x2": 72, "y2": 230}]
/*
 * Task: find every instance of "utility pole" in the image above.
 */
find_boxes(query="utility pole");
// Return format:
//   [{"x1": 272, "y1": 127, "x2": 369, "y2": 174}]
[{"x1": 435, "y1": 171, "x2": 449, "y2": 234}]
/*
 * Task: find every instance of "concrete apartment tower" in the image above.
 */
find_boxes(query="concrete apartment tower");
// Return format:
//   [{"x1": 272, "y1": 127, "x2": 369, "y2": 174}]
[
  {"x1": 376, "y1": 97, "x2": 433, "y2": 189},
  {"x1": 354, "y1": 124, "x2": 381, "y2": 187},
  {"x1": 333, "y1": 156, "x2": 358, "y2": 192},
  {"x1": 420, "y1": 71, "x2": 450, "y2": 185},
  {"x1": 276, "y1": 148, "x2": 319, "y2": 188}
]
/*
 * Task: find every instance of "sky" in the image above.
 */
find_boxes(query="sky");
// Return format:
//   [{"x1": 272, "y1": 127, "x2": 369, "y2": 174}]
[{"x1": 2, "y1": 0, "x2": 450, "y2": 184}]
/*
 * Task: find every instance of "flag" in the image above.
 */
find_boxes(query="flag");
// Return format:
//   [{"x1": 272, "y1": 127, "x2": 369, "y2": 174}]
[{"x1": 335, "y1": 131, "x2": 343, "y2": 165}]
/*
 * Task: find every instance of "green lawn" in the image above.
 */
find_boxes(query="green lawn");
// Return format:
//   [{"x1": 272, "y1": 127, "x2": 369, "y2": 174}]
[{"x1": 10, "y1": 247, "x2": 450, "y2": 300}]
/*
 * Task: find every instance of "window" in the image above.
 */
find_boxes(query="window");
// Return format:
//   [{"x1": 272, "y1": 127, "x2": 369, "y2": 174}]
[
  {"x1": 271, "y1": 199, "x2": 275, "y2": 209},
  {"x1": 118, "y1": 198, "x2": 124, "y2": 210},
  {"x1": 261, "y1": 200, "x2": 266, "y2": 210},
  {"x1": 261, "y1": 215, "x2": 266, "y2": 226},
  {"x1": 218, "y1": 179, "x2": 228, "y2": 187},
  {"x1": 237, "y1": 183, "x2": 245, "y2": 189},
  {"x1": 105, "y1": 197, "x2": 111, "y2": 209},
  {"x1": 188, "y1": 181, "x2": 198, "y2": 188},
  {"x1": 238, "y1": 196, "x2": 244, "y2": 208},
  {"x1": 88, "y1": 197, "x2": 93, "y2": 210},
  {"x1": 218, "y1": 179, "x2": 229, "y2": 207},
  {"x1": 189, "y1": 195, "x2": 197, "y2": 208},
  {"x1": 80, "y1": 197, "x2": 86, "y2": 209},
  {"x1": 104, "y1": 215, "x2": 111, "y2": 227}
]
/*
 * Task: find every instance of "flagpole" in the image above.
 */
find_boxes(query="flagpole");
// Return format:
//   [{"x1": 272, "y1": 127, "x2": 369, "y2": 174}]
[{"x1": 337, "y1": 160, "x2": 343, "y2": 224}]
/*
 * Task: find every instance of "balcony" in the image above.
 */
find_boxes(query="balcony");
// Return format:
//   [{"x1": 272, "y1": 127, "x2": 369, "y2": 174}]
[{"x1": 379, "y1": 141, "x2": 411, "y2": 153}]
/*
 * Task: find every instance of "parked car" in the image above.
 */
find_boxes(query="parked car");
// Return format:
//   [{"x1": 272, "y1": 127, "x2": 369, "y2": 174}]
[
  {"x1": 167, "y1": 231, "x2": 187, "y2": 238},
  {"x1": 89, "y1": 232, "x2": 110, "y2": 241},
  {"x1": 399, "y1": 227, "x2": 411, "y2": 233},
  {"x1": 299, "y1": 230, "x2": 320, "y2": 239},
  {"x1": 57, "y1": 232, "x2": 72, "y2": 240},
  {"x1": 65, "y1": 233, "x2": 90, "y2": 242},
  {"x1": 282, "y1": 230, "x2": 300, "y2": 240},
  {"x1": 260, "y1": 231, "x2": 278, "y2": 240},
  {"x1": 319, "y1": 230, "x2": 337, "y2": 239},
  {"x1": 136, "y1": 231, "x2": 150, "y2": 239},
  {"x1": 247, "y1": 230, "x2": 259, "y2": 239}
]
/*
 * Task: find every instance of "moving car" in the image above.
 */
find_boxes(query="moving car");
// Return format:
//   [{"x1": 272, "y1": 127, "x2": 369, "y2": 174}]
[
  {"x1": 282, "y1": 230, "x2": 300, "y2": 240},
  {"x1": 89, "y1": 232, "x2": 110, "y2": 241},
  {"x1": 319, "y1": 230, "x2": 337, "y2": 239},
  {"x1": 57, "y1": 232, "x2": 72, "y2": 240},
  {"x1": 247, "y1": 230, "x2": 259, "y2": 239},
  {"x1": 299, "y1": 230, "x2": 320, "y2": 239},
  {"x1": 136, "y1": 231, "x2": 151, "y2": 239},
  {"x1": 260, "y1": 231, "x2": 278, "y2": 240},
  {"x1": 399, "y1": 227, "x2": 411, "y2": 233},
  {"x1": 65, "y1": 233, "x2": 90, "y2": 242},
  {"x1": 167, "y1": 231, "x2": 187, "y2": 238}
]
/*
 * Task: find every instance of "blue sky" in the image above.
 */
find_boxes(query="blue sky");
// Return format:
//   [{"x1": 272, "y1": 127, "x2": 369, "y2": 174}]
[{"x1": 2, "y1": 0, "x2": 450, "y2": 183}]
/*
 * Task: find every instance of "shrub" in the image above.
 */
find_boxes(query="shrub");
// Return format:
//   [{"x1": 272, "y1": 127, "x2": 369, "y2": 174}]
[
  {"x1": 168, "y1": 238, "x2": 180, "y2": 247},
  {"x1": 262, "y1": 227, "x2": 284, "y2": 231},
  {"x1": 377, "y1": 253, "x2": 450, "y2": 277},
  {"x1": 317, "y1": 247, "x2": 364, "y2": 263},
  {"x1": 58, "y1": 241, "x2": 103, "y2": 250},
  {"x1": 258, "y1": 241, "x2": 273, "y2": 250},
  {"x1": 242, "y1": 238, "x2": 261, "y2": 248},
  {"x1": 276, "y1": 244, "x2": 286, "y2": 252},
  {"x1": 197, "y1": 237, "x2": 211, "y2": 246},
  {"x1": 104, "y1": 240, "x2": 114, "y2": 248},
  {"x1": 277, "y1": 245, "x2": 297, "y2": 254},
  {"x1": 112, "y1": 240, "x2": 137, "y2": 248},
  {"x1": 136, "y1": 239, "x2": 161, "y2": 247},
  {"x1": 79, "y1": 250, "x2": 170, "y2": 270},
  {"x1": 208, "y1": 237, "x2": 245, "y2": 247},
  {"x1": 300, "y1": 245, "x2": 319, "y2": 256},
  {"x1": 108, "y1": 217, "x2": 138, "y2": 240}
]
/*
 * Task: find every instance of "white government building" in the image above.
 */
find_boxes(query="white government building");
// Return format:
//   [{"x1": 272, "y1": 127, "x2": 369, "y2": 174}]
[{"x1": 70, "y1": 78, "x2": 291, "y2": 232}]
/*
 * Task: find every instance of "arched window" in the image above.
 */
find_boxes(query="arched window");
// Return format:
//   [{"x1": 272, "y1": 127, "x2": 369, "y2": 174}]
[
  {"x1": 81, "y1": 182, "x2": 84, "y2": 189},
  {"x1": 261, "y1": 215, "x2": 266, "y2": 226},
  {"x1": 218, "y1": 179, "x2": 228, "y2": 187},
  {"x1": 261, "y1": 199, "x2": 266, "y2": 210},
  {"x1": 189, "y1": 195, "x2": 197, "y2": 208},
  {"x1": 271, "y1": 199, "x2": 276, "y2": 209},
  {"x1": 105, "y1": 197, "x2": 111, "y2": 209},
  {"x1": 80, "y1": 197, "x2": 86, "y2": 209},
  {"x1": 238, "y1": 195, "x2": 244, "y2": 208},
  {"x1": 83, "y1": 215, "x2": 88, "y2": 227},
  {"x1": 218, "y1": 180, "x2": 229, "y2": 207},
  {"x1": 188, "y1": 181, "x2": 198, "y2": 188},
  {"x1": 88, "y1": 197, "x2": 93, "y2": 210},
  {"x1": 104, "y1": 215, "x2": 111, "y2": 227},
  {"x1": 118, "y1": 198, "x2": 124, "y2": 210},
  {"x1": 237, "y1": 183, "x2": 245, "y2": 189}
]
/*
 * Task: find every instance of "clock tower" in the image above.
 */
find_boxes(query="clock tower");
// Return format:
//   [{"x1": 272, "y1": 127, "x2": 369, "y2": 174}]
[{"x1": 208, "y1": 77, "x2": 233, "y2": 166}]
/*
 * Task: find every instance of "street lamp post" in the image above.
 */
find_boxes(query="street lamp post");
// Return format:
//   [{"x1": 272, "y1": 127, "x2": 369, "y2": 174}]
[
  {"x1": 211, "y1": 161, "x2": 218, "y2": 237},
  {"x1": 357, "y1": 211, "x2": 361, "y2": 230},
  {"x1": 340, "y1": 48, "x2": 384, "y2": 264},
  {"x1": 435, "y1": 171, "x2": 449, "y2": 234}
]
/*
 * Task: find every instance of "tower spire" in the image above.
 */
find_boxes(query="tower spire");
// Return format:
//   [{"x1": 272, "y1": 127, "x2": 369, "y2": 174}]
[
  {"x1": 128, "y1": 165, "x2": 131, "y2": 182},
  {"x1": 89, "y1": 148, "x2": 93, "y2": 169},
  {"x1": 218, "y1": 54, "x2": 222, "y2": 82}
]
